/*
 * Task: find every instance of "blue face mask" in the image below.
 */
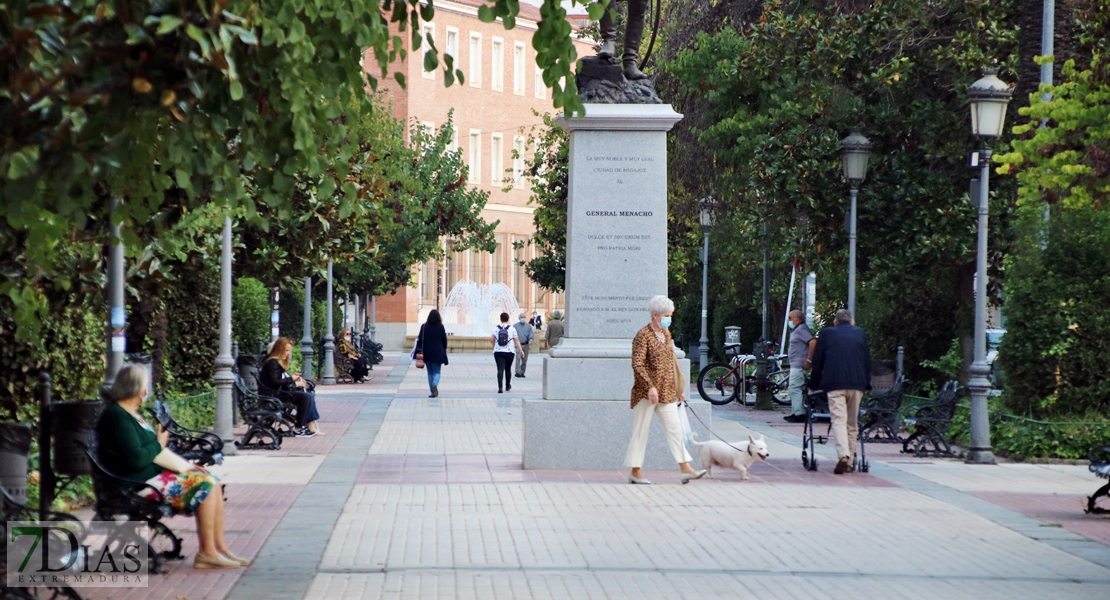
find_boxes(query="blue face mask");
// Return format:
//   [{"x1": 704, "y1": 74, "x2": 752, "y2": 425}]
[
  {"x1": 659, "y1": 317, "x2": 672, "y2": 329},
  {"x1": 787, "y1": 321, "x2": 796, "y2": 330},
  {"x1": 520, "y1": 318, "x2": 526, "y2": 324}
]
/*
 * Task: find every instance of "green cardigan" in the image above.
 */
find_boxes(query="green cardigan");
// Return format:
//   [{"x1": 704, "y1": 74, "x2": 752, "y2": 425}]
[{"x1": 95, "y1": 401, "x2": 164, "y2": 484}]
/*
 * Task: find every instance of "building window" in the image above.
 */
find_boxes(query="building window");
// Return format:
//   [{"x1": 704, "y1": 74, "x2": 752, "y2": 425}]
[
  {"x1": 552, "y1": 290, "x2": 564, "y2": 310},
  {"x1": 421, "y1": 260, "x2": 435, "y2": 303},
  {"x1": 469, "y1": 32, "x2": 482, "y2": 88},
  {"x1": 513, "y1": 136, "x2": 526, "y2": 188},
  {"x1": 513, "y1": 242, "x2": 528, "y2": 304},
  {"x1": 490, "y1": 134, "x2": 503, "y2": 188},
  {"x1": 535, "y1": 64, "x2": 545, "y2": 99},
  {"x1": 468, "y1": 130, "x2": 481, "y2": 184},
  {"x1": 513, "y1": 42, "x2": 526, "y2": 95},
  {"x1": 421, "y1": 24, "x2": 435, "y2": 80},
  {"x1": 491, "y1": 38, "x2": 504, "y2": 92},
  {"x1": 446, "y1": 246, "x2": 458, "y2": 292},
  {"x1": 445, "y1": 27, "x2": 459, "y2": 67},
  {"x1": 420, "y1": 121, "x2": 435, "y2": 147},
  {"x1": 492, "y1": 240, "x2": 505, "y2": 284},
  {"x1": 447, "y1": 126, "x2": 458, "y2": 153},
  {"x1": 467, "y1": 249, "x2": 481, "y2": 283}
]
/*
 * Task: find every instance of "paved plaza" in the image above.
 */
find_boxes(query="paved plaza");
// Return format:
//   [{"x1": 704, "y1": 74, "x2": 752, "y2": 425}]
[{"x1": 81, "y1": 353, "x2": 1110, "y2": 599}]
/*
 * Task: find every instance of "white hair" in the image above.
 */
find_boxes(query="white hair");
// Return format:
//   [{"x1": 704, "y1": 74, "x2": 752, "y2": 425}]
[
  {"x1": 552, "y1": 310, "x2": 563, "y2": 319},
  {"x1": 648, "y1": 295, "x2": 675, "y2": 316},
  {"x1": 109, "y1": 364, "x2": 150, "y2": 402}
]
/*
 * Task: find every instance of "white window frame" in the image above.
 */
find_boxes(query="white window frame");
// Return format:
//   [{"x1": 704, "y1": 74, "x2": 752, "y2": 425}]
[
  {"x1": 469, "y1": 32, "x2": 482, "y2": 88},
  {"x1": 445, "y1": 27, "x2": 459, "y2": 70},
  {"x1": 513, "y1": 42, "x2": 526, "y2": 96},
  {"x1": 468, "y1": 129, "x2": 482, "y2": 184},
  {"x1": 491, "y1": 37, "x2": 504, "y2": 92},
  {"x1": 447, "y1": 126, "x2": 458, "y2": 153},
  {"x1": 420, "y1": 121, "x2": 435, "y2": 150},
  {"x1": 421, "y1": 24, "x2": 436, "y2": 80},
  {"x1": 534, "y1": 64, "x2": 545, "y2": 99},
  {"x1": 490, "y1": 133, "x2": 503, "y2": 188},
  {"x1": 513, "y1": 135, "x2": 526, "y2": 188}
]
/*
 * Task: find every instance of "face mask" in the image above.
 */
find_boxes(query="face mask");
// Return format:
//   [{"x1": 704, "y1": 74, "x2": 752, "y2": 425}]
[
  {"x1": 520, "y1": 318, "x2": 526, "y2": 324},
  {"x1": 659, "y1": 317, "x2": 672, "y2": 329},
  {"x1": 787, "y1": 321, "x2": 796, "y2": 330}
]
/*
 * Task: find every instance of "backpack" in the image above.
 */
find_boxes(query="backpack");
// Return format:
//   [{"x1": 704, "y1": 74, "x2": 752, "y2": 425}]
[{"x1": 497, "y1": 325, "x2": 510, "y2": 346}]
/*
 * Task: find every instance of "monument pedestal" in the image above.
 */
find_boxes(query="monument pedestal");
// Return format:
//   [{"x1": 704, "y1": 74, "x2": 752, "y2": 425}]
[{"x1": 522, "y1": 103, "x2": 711, "y2": 470}]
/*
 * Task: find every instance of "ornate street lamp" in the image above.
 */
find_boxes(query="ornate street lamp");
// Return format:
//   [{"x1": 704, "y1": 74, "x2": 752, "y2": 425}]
[
  {"x1": 697, "y1": 196, "x2": 717, "y2": 373},
  {"x1": 965, "y1": 67, "x2": 1013, "y2": 465},
  {"x1": 840, "y1": 127, "x2": 872, "y2": 318}
]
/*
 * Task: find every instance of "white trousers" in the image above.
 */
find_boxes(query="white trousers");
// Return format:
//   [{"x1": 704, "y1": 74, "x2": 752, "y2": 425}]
[{"x1": 624, "y1": 400, "x2": 692, "y2": 468}]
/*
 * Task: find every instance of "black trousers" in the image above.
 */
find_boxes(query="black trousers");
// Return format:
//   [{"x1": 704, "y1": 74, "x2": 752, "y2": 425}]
[
  {"x1": 494, "y1": 352, "x2": 515, "y2": 390},
  {"x1": 280, "y1": 390, "x2": 314, "y2": 428}
]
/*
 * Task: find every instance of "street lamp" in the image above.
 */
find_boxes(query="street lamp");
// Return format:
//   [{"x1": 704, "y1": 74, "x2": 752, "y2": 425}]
[
  {"x1": 697, "y1": 196, "x2": 717, "y2": 373},
  {"x1": 966, "y1": 66, "x2": 1013, "y2": 465},
  {"x1": 841, "y1": 127, "x2": 872, "y2": 317}
]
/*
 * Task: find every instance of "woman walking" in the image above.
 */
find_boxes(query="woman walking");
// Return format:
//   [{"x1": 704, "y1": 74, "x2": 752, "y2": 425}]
[
  {"x1": 491, "y1": 312, "x2": 524, "y2": 393},
  {"x1": 625, "y1": 295, "x2": 706, "y2": 484},
  {"x1": 416, "y1": 310, "x2": 449, "y2": 397}
]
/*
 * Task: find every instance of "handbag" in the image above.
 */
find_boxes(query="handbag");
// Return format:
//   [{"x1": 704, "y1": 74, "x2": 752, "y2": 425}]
[
  {"x1": 411, "y1": 324, "x2": 426, "y2": 368},
  {"x1": 673, "y1": 354, "x2": 693, "y2": 445},
  {"x1": 415, "y1": 354, "x2": 425, "y2": 369}
]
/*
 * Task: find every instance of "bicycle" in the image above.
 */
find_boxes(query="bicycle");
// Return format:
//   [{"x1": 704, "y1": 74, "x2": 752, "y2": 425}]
[{"x1": 696, "y1": 352, "x2": 792, "y2": 406}]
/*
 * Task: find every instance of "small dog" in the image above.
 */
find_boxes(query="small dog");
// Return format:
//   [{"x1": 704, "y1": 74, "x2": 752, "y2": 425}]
[{"x1": 692, "y1": 434, "x2": 770, "y2": 480}]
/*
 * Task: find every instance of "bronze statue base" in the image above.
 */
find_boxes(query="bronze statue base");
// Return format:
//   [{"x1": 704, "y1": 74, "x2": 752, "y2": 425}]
[{"x1": 576, "y1": 56, "x2": 662, "y2": 105}]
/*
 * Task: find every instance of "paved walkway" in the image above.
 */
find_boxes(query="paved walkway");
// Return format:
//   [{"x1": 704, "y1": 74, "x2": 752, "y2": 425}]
[{"x1": 85, "y1": 353, "x2": 1110, "y2": 599}]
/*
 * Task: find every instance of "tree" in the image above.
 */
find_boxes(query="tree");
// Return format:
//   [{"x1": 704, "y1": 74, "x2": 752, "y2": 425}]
[{"x1": 514, "y1": 113, "x2": 568, "y2": 293}]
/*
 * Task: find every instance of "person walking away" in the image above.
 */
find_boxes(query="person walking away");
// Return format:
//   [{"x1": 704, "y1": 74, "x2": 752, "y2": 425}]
[
  {"x1": 545, "y1": 310, "x2": 565, "y2": 350},
  {"x1": 416, "y1": 310, "x2": 449, "y2": 398},
  {"x1": 808, "y1": 309, "x2": 871, "y2": 474},
  {"x1": 783, "y1": 309, "x2": 816, "y2": 423},
  {"x1": 625, "y1": 295, "x2": 706, "y2": 485},
  {"x1": 491, "y1": 312, "x2": 524, "y2": 393},
  {"x1": 514, "y1": 312, "x2": 535, "y2": 378}
]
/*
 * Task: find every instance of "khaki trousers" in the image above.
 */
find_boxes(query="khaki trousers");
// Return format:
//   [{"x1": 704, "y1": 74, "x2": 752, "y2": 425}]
[
  {"x1": 624, "y1": 400, "x2": 692, "y2": 468},
  {"x1": 827, "y1": 389, "x2": 863, "y2": 460},
  {"x1": 515, "y1": 342, "x2": 530, "y2": 375}
]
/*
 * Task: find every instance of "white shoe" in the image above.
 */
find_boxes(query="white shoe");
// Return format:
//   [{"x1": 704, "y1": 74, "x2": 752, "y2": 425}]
[
  {"x1": 629, "y1": 475, "x2": 652, "y2": 484},
  {"x1": 681, "y1": 469, "x2": 707, "y2": 484}
]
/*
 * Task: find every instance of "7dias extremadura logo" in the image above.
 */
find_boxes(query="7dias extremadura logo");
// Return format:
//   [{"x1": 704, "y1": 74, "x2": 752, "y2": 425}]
[{"x1": 6, "y1": 521, "x2": 150, "y2": 588}]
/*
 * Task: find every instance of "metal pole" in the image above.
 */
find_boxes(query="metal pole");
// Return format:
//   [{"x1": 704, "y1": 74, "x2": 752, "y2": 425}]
[
  {"x1": 370, "y1": 295, "x2": 377, "y2": 341},
  {"x1": 848, "y1": 186, "x2": 859, "y2": 317},
  {"x1": 301, "y1": 277, "x2": 315, "y2": 380},
  {"x1": 896, "y1": 346, "x2": 905, "y2": 381},
  {"x1": 270, "y1": 288, "x2": 280, "y2": 342},
  {"x1": 755, "y1": 225, "x2": 773, "y2": 409},
  {"x1": 38, "y1": 372, "x2": 54, "y2": 521},
  {"x1": 105, "y1": 196, "x2": 126, "y2": 387},
  {"x1": 779, "y1": 263, "x2": 797, "y2": 353},
  {"x1": 322, "y1": 261, "x2": 337, "y2": 384},
  {"x1": 967, "y1": 145, "x2": 995, "y2": 464},
  {"x1": 1040, "y1": 0, "x2": 1055, "y2": 232},
  {"x1": 213, "y1": 216, "x2": 237, "y2": 454},
  {"x1": 699, "y1": 229, "x2": 710, "y2": 373}
]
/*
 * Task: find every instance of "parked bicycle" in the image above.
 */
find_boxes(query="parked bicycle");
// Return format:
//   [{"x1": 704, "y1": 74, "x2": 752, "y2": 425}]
[{"x1": 696, "y1": 350, "x2": 791, "y2": 406}]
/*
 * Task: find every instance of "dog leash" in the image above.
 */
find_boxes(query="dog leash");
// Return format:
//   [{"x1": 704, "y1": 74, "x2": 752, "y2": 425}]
[{"x1": 681, "y1": 400, "x2": 753, "y2": 456}]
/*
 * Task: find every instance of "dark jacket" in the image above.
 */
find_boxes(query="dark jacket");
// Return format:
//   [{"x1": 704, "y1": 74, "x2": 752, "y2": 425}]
[
  {"x1": 259, "y1": 358, "x2": 296, "y2": 392},
  {"x1": 809, "y1": 323, "x2": 871, "y2": 392},
  {"x1": 417, "y1": 322, "x2": 449, "y2": 366},
  {"x1": 95, "y1": 402, "x2": 164, "y2": 485}
]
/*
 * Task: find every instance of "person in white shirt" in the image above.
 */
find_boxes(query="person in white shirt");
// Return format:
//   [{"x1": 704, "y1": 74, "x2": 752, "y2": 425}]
[{"x1": 491, "y1": 312, "x2": 525, "y2": 393}]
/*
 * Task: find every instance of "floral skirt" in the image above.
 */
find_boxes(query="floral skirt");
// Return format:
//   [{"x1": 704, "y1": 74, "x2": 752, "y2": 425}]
[{"x1": 139, "y1": 470, "x2": 219, "y2": 513}]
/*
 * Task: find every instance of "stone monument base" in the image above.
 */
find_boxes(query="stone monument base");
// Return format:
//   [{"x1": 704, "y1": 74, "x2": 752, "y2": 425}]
[{"x1": 522, "y1": 397, "x2": 712, "y2": 470}]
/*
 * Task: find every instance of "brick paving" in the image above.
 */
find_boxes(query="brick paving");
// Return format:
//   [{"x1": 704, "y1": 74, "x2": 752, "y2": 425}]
[{"x1": 67, "y1": 353, "x2": 1110, "y2": 599}]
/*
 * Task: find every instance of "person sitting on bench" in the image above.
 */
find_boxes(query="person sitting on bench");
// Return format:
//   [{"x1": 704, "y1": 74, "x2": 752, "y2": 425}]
[
  {"x1": 95, "y1": 364, "x2": 249, "y2": 569},
  {"x1": 339, "y1": 328, "x2": 370, "y2": 382},
  {"x1": 260, "y1": 337, "x2": 322, "y2": 437}
]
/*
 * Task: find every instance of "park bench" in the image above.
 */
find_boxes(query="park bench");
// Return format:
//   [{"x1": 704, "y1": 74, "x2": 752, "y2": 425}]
[
  {"x1": 901, "y1": 381, "x2": 963, "y2": 458},
  {"x1": 357, "y1": 334, "x2": 384, "y2": 365},
  {"x1": 335, "y1": 351, "x2": 355, "y2": 384},
  {"x1": 150, "y1": 399, "x2": 224, "y2": 466},
  {"x1": 233, "y1": 374, "x2": 288, "y2": 449},
  {"x1": 1, "y1": 484, "x2": 86, "y2": 599},
  {"x1": 83, "y1": 432, "x2": 186, "y2": 574},
  {"x1": 859, "y1": 377, "x2": 906, "y2": 444},
  {"x1": 253, "y1": 368, "x2": 313, "y2": 436},
  {"x1": 1085, "y1": 445, "x2": 1110, "y2": 514}
]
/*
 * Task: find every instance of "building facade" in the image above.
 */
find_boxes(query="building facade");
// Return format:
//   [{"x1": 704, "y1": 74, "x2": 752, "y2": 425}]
[{"x1": 367, "y1": 0, "x2": 590, "y2": 350}]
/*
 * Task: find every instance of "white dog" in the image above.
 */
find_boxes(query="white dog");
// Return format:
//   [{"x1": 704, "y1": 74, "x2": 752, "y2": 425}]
[{"x1": 691, "y1": 434, "x2": 770, "y2": 480}]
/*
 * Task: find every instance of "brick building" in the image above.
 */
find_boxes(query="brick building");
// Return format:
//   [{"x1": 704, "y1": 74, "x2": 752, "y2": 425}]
[{"x1": 367, "y1": 0, "x2": 592, "y2": 350}]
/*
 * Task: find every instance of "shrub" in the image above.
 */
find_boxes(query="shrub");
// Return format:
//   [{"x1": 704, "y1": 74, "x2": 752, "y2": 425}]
[
  {"x1": 233, "y1": 278, "x2": 271, "y2": 348},
  {"x1": 165, "y1": 269, "x2": 220, "y2": 389}
]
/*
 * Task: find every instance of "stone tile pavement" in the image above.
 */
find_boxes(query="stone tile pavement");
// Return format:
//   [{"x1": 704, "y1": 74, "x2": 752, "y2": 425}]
[{"x1": 73, "y1": 353, "x2": 1110, "y2": 599}]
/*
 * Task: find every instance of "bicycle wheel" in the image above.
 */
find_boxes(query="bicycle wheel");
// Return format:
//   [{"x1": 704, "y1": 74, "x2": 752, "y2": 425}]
[
  {"x1": 697, "y1": 363, "x2": 739, "y2": 405},
  {"x1": 771, "y1": 370, "x2": 792, "y2": 405}
]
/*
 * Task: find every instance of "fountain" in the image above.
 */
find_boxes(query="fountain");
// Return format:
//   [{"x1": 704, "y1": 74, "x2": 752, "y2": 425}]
[{"x1": 442, "y1": 281, "x2": 521, "y2": 336}]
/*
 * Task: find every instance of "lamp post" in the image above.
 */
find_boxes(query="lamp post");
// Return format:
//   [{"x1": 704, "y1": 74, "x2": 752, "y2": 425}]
[
  {"x1": 965, "y1": 67, "x2": 1013, "y2": 465},
  {"x1": 213, "y1": 216, "x2": 236, "y2": 454},
  {"x1": 322, "y1": 261, "x2": 337, "y2": 385},
  {"x1": 300, "y1": 277, "x2": 314, "y2": 380},
  {"x1": 697, "y1": 196, "x2": 717, "y2": 374},
  {"x1": 104, "y1": 196, "x2": 126, "y2": 387},
  {"x1": 841, "y1": 128, "x2": 872, "y2": 317}
]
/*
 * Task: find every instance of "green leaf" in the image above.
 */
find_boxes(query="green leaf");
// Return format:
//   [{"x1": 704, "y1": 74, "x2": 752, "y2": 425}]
[
  {"x1": 394, "y1": 72, "x2": 407, "y2": 88},
  {"x1": 229, "y1": 80, "x2": 244, "y2": 101},
  {"x1": 156, "y1": 16, "x2": 184, "y2": 35},
  {"x1": 477, "y1": 5, "x2": 495, "y2": 23}
]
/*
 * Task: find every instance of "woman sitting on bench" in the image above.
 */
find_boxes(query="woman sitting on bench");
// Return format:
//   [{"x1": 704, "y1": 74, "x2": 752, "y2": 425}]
[
  {"x1": 260, "y1": 337, "x2": 322, "y2": 437},
  {"x1": 339, "y1": 328, "x2": 370, "y2": 383},
  {"x1": 96, "y1": 364, "x2": 248, "y2": 569}
]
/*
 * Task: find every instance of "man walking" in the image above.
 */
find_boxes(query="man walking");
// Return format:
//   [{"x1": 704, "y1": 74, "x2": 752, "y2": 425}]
[
  {"x1": 808, "y1": 309, "x2": 871, "y2": 474},
  {"x1": 783, "y1": 309, "x2": 815, "y2": 424},
  {"x1": 514, "y1": 312, "x2": 535, "y2": 378},
  {"x1": 545, "y1": 310, "x2": 565, "y2": 349}
]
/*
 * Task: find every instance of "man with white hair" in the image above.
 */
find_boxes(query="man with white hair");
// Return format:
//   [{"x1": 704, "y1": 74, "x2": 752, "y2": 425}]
[
  {"x1": 545, "y1": 310, "x2": 565, "y2": 349},
  {"x1": 809, "y1": 309, "x2": 872, "y2": 474},
  {"x1": 513, "y1": 312, "x2": 535, "y2": 378}
]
